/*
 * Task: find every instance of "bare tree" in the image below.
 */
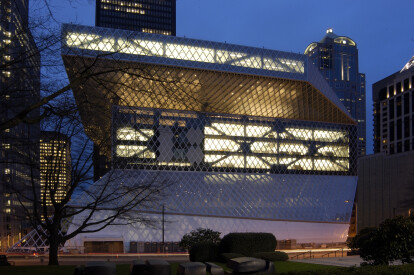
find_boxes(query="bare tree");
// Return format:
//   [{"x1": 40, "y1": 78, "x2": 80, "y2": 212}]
[
  {"x1": 0, "y1": 0, "x2": 194, "y2": 265},
  {"x1": 5, "y1": 93, "x2": 170, "y2": 265}
]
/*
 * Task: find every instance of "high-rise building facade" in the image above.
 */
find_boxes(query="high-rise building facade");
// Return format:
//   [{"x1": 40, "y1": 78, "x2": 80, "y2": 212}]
[
  {"x1": 40, "y1": 131, "x2": 71, "y2": 219},
  {"x1": 96, "y1": 0, "x2": 176, "y2": 35},
  {"x1": 0, "y1": 0, "x2": 40, "y2": 251},
  {"x1": 305, "y1": 29, "x2": 366, "y2": 156},
  {"x1": 373, "y1": 56, "x2": 414, "y2": 154},
  {"x1": 356, "y1": 56, "x2": 414, "y2": 232}
]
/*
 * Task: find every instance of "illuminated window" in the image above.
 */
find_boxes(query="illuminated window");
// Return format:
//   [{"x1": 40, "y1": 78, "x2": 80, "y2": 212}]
[
  {"x1": 245, "y1": 156, "x2": 269, "y2": 169},
  {"x1": 314, "y1": 130, "x2": 347, "y2": 142},
  {"x1": 204, "y1": 138, "x2": 239, "y2": 152},
  {"x1": 318, "y1": 146, "x2": 349, "y2": 158},
  {"x1": 213, "y1": 155, "x2": 245, "y2": 169},
  {"x1": 279, "y1": 143, "x2": 307, "y2": 155},
  {"x1": 204, "y1": 127, "x2": 221, "y2": 135},
  {"x1": 116, "y1": 127, "x2": 154, "y2": 141},
  {"x1": 279, "y1": 158, "x2": 297, "y2": 165},
  {"x1": 116, "y1": 145, "x2": 155, "y2": 158},
  {"x1": 250, "y1": 142, "x2": 277, "y2": 154},
  {"x1": 284, "y1": 128, "x2": 312, "y2": 140},
  {"x1": 246, "y1": 125, "x2": 272, "y2": 137}
]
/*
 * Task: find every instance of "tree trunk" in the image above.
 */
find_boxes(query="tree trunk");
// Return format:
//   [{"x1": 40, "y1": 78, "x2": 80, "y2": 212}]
[{"x1": 48, "y1": 236, "x2": 60, "y2": 265}]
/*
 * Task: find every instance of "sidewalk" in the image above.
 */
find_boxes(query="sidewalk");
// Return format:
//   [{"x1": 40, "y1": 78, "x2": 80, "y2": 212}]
[{"x1": 291, "y1": 256, "x2": 363, "y2": 267}]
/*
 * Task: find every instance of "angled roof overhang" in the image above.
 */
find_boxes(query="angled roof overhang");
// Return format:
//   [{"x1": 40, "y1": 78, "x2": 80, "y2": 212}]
[{"x1": 61, "y1": 24, "x2": 356, "y2": 145}]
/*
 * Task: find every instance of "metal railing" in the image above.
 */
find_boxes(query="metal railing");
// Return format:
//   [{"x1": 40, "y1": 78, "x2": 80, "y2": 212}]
[
  {"x1": 320, "y1": 248, "x2": 344, "y2": 258},
  {"x1": 290, "y1": 250, "x2": 313, "y2": 260}
]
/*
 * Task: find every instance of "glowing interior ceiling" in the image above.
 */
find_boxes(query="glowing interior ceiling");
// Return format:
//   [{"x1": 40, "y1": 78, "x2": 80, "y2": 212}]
[
  {"x1": 64, "y1": 56, "x2": 354, "y2": 124},
  {"x1": 62, "y1": 56, "x2": 356, "y2": 153}
]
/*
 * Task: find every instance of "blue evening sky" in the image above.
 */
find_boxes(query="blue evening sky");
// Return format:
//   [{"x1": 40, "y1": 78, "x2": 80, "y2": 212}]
[{"x1": 48, "y1": 0, "x2": 414, "y2": 154}]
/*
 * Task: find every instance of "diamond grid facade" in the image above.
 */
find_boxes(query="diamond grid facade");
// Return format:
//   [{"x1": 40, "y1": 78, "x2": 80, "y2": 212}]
[
  {"x1": 113, "y1": 106, "x2": 355, "y2": 175},
  {"x1": 58, "y1": 24, "x2": 358, "y2": 250},
  {"x1": 61, "y1": 24, "x2": 351, "y2": 118},
  {"x1": 75, "y1": 170, "x2": 356, "y2": 222},
  {"x1": 63, "y1": 169, "x2": 356, "y2": 251}
]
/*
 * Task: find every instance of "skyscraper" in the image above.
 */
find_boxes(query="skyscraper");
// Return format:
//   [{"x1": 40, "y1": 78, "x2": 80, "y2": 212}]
[
  {"x1": 373, "y1": 56, "x2": 414, "y2": 154},
  {"x1": 40, "y1": 131, "x2": 71, "y2": 220},
  {"x1": 305, "y1": 29, "x2": 366, "y2": 156},
  {"x1": 0, "y1": 0, "x2": 40, "y2": 251},
  {"x1": 95, "y1": 0, "x2": 176, "y2": 35},
  {"x1": 356, "y1": 56, "x2": 414, "y2": 231}
]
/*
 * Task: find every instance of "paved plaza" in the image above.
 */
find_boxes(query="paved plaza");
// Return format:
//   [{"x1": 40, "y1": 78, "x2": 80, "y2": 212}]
[{"x1": 291, "y1": 256, "x2": 363, "y2": 267}]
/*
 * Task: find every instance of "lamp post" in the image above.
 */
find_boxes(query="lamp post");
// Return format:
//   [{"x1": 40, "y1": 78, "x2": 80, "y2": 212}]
[{"x1": 162, "y1": 204, "x2": 165, "y2": 253}]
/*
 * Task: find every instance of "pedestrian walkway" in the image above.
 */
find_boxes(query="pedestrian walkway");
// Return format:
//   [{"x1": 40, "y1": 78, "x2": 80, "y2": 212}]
[{"x1": 291, "y1": 256, "x2": 363, "y2": 267}]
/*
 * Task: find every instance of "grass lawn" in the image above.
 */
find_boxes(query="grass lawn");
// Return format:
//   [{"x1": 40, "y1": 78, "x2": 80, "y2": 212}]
[
  {"x1": 5, "y1": 261, "x2": 414, "y2": 275},
  {"x1": 0, "y1": 261, "x2": 342, "y2": 275},
  {"x1": 214, "y1": 261, "x2": 341, "y2": 274},
  {"x1": 0, "y1": 265, "x2": 76, "y2": 275},
  {"x1": 275, "y1": 261, "x2": 342, "y2": 274}
]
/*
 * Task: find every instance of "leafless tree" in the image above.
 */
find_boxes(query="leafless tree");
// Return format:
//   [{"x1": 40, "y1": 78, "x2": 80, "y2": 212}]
[{"x1": 0, "y1": 0, "x2": 197, "y2": 265}]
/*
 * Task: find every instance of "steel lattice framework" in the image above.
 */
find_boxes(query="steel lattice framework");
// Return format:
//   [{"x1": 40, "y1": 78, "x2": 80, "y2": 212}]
[
  {"x1": 113, "y1": 106, "x2": 355, "y2": 175},
  {"x1": 57, "y1": 24, "x2": 359, "y2": 249}
]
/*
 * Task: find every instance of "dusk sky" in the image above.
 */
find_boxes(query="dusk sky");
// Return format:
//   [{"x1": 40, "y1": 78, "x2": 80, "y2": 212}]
[{"x1": 48, "y1": 0, "x2": 414, "y2": 154}]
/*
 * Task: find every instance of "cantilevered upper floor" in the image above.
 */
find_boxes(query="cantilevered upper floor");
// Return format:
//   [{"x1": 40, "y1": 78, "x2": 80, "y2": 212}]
[
  {"x1": 61, "y1": 24, "x2": 353, "y2": 123},
  {"x1": 61, "y1": 24, "x2": 357, "y2": 174}
]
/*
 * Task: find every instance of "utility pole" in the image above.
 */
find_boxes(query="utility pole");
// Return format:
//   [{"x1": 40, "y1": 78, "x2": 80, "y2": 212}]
[{"x1": 162, "y1": 204, "x2": 165, "y2": 253}]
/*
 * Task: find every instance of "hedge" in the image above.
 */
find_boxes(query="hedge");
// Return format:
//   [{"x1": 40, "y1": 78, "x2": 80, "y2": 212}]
[
  {"x1": 189, "y1": 242, "x2": 219, "y2": 262},
  {"x1": 219, "y1": 233, "x2": 277, "y2": 256}
]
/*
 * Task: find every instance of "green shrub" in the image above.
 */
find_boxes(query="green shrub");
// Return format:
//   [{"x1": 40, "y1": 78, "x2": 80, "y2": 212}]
[
  {"x1": 349, "y1": 216, "x2": 414, "y2": 265},
  {"x1": 189, "y1": 242, "x2": 219, "y2": 262},
  {"x1": 180, "y1": 228, "x2": 221, "y2": 251},
  {"x1": 253, "y1": 251, "x2": 289, "y2": 261},
  {"x1": 220, "y1": 253, "x2": 245, "y2": 262},
  {"x1": 220, "y1": 233, "x2": 276, "y2": 256}
]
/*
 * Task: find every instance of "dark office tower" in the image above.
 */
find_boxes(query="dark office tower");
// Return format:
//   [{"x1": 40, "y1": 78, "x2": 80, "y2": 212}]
[
  {"x1": 356, "y1": 56, "x2": 414, "y2": 231},
  {"x1": 0, "y1": 0, "x2": 40, "y2": 251},
  {"x1": 372, "y1": 56, "x2": 414, "y2": 154},
  {"x1": 95, "y1": 0, "x2": 176, "y2": 35},
  {"x1": 40, "y1": 132, "x2": 71, "y2": 220},
  {"x1": 305, "y1": 29, "x2": 366, "y2": 156}
]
